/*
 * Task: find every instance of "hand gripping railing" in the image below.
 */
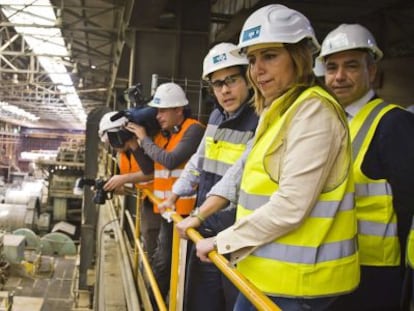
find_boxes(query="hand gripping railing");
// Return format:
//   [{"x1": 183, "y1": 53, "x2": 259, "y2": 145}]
[{"x1": 143, "y1": 189, "x2": 281, "y2": 311}]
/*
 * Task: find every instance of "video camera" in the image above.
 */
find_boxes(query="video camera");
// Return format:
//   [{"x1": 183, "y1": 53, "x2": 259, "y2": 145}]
[
  {"x1": 111, "y1": 83, "x2": 160, "y2": 137},
  {"x1": 73, "y1": 177, "x2": 113, "y2": 205},
  {"x1": 123, "y1": 82, "x2": 147, "y2": 106}
]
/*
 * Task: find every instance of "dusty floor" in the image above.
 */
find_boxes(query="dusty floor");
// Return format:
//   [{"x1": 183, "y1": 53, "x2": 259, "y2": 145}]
[{"x1": 2, "y1": 255, "x2": 82, "y2": 311}]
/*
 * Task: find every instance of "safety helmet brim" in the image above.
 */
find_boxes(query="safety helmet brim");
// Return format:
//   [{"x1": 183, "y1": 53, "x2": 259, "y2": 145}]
[
  {"x1": 318, "y1": 24, "x2": 383, "y2": 61},
  {"x1": 232, "y1": 4, "x2": 320, "y2": 56},
  {"x1": 147, "y1": 82, "x2": 189, "y2": 108},
  {"x1": 202, "y1": 42, "x2": 249, "y2": 80}
]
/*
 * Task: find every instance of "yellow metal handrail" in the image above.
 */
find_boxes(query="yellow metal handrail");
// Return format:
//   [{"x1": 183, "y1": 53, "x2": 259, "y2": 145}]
[
  {"x1": 125, "y1": 209, "x2": 167, "y2": 311},
  {"x1": 100, "y1": 148, "x2": 279, "y2": 310},
  {"x1": 143, "y1": 189, "x2": 281, "y2": 311}
]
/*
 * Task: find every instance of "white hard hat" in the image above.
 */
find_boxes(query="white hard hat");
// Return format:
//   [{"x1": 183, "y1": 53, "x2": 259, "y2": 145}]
[
  {"x1": 148, "y1": 82, "x2": 188, "y2": 108},
  {"x1": 234, "y1": 4, "x2": 320, "y2": 55},
  {"x1": 98, "y1": 111, "x2": 128, "y2": 138},
  {"x1": 319, "y1": 24, "x2": 383, "y2": 61},
  {"x1": 202, "y1": 42, "x2": 249, "y2": 80}
]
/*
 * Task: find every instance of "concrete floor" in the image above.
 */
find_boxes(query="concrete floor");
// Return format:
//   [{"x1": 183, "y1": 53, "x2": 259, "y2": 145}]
[{"x1": 2, "y1": 255, "x2": 80, "y2": 311}]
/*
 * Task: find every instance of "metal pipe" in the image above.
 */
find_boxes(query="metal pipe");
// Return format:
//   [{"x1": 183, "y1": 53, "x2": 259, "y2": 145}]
[
  {"x1": 125, "y1": 210, "x2": 167, "y2": 311},
  {"x1": 108, "y1": 201, "x2": 141, "y2": 311}
]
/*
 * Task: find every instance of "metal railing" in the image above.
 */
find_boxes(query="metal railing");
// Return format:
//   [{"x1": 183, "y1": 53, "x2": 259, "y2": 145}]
[
  {"x1": 100, "y1": 149, "x2": 280, "y2": 310},
  {"x1": 141, "y1": 189, "x2": 281, "y2": 311}
]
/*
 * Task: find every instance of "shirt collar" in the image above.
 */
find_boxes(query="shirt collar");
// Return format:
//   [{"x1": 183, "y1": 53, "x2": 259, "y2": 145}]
[{"x1": 345, "y1": 89, "x2": 375, "y2": 119}]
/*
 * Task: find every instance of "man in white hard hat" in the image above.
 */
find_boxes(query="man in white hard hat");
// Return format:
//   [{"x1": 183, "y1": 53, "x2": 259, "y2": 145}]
[
  {"x1": 98, "y1": 111, "x2": 161, "y2": 260},
  {"x1": 156, "y1": 43, "x2": 258, "y2": 311},
  {"x1": 126, "y1": 82, "x2": 205, "y2": 303},
  {"x1": 320, "y1": 23, "x2": 414, "y2": 310}
]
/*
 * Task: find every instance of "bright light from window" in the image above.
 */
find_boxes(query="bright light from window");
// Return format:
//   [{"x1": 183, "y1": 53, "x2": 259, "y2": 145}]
[
  {"x1": 0, "y1": 0, "x2": 87, "y2": 124},
  {"x1": 0, "y1": 101, "x2": 39, "y2": 121}
]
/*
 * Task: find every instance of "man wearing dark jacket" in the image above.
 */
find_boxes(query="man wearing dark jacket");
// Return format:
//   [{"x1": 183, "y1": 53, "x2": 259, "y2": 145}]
[{"x1": 320, "y1": 23, "x2": 414, "y2": 310}]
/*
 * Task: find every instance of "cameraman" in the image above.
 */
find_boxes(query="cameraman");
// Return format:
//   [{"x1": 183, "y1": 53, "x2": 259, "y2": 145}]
[
  {"x1": 99, "y1": 111, "x2": 161, "y2": 260},
  {"x1": 126, "y1": 82, "x2": 205, "y2": 303}
]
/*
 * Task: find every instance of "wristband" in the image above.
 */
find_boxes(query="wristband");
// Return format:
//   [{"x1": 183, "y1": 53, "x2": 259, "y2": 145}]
[
  {"x1": 195, "y1": 213, "x2": 205, "y2": 223},
  {"x1": 190, "y1": 208, "x2": 205, "y2": 223}
]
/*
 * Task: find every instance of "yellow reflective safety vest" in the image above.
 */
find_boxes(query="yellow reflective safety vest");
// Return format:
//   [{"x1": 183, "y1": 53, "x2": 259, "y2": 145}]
[
  {"x1": 407, "y1": 219, "x2": 414, "y2": 268},
  {"x1": 204, "y1": 124, "x2": 253, "y2": 177},
  {"x1": 237, "y1": 86, "x2": 359, "y2": 297},
  {"x1": 153, "y1": 118, "x2": 201, "y2": 215},
  {"x1": 350, "y1": 99, "x2": 400, "y2": 266}
]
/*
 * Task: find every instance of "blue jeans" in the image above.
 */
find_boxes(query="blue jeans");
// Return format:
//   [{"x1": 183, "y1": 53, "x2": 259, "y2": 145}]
[
  {"x1": 234, "y1": 293, "x2": 338, "y2": 311},
  {"x1": 184, "y1": 244, "x2": 238, "y2": 311},
  {"x1": 184, "y1": 209, "x2": 238, "y2": 311}
]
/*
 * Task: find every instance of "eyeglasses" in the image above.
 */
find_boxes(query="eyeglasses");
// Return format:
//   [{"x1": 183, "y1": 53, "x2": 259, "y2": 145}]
[{"x1": 210, "y1": 74, "x2": 242, "y2": 90}]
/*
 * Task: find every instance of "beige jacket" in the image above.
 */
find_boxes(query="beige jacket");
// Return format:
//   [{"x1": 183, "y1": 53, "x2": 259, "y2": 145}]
[{"x1": 213, "y1": 95, "x2": 350, "y2": 263}]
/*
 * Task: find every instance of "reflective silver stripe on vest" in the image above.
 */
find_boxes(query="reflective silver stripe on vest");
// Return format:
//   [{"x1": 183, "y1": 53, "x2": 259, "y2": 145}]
[
  {"x1": 239, "y1": 189, "x2": 270, "y2": 210},
  {"x1": 358, "y1": 220, "x2": 397, "y2": 237},
  {"x1": 153, "y1": 190, "x2": 167, "y2": 198},
  {"x1": 205, "y1": 124, "x2": 219, "y2": 136},
  {"x1": 154, "y1": 169, "x2": 183, "y2": 178},
  {"x1": 202, "y1": 158, "x2": 232, "y2": 176},
  {"x1": 253, "y1": 238, "x2": 356, "y2": 264},
  {"x1": 207, "y1": 126, "x2": 253, "y2": 145},
  {"x1": 154, "y1": 189, "x2": 195, "y2": 200},
  {"x1": 411, "y1": 221, "x2": 414, "y2": 230},
  {"x1": 352, "y1": 101, "x2": 387, "y2": 159},
  {"x1": 355, "y1": 182, "x2": 392, "y2": 196},
  {"x1": 239, "y1": 190, "x2": 353, "y2": 217},
  {"x1": 310, "y1": 192, "x2": 354, "y2": 217}
]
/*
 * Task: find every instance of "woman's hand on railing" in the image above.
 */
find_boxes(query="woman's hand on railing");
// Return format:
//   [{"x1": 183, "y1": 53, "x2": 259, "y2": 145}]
[
  {"x1": 176, "y1": 215, "x2": 201, "y2": 239},
  {"x1": 196, "y1": 237, "x2": 216, "y2": 263}
]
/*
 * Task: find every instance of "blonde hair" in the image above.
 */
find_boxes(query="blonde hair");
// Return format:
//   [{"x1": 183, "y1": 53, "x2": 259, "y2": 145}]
[{"x1": 247, "y1": 39, "x2": 319, "y2": 115}]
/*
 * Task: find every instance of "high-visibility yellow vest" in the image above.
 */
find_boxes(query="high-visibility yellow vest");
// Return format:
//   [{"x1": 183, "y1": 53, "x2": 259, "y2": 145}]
[
  {"x1": 204, "y1": 125, "x2": 253, "y2": 177},
  {"x1": 118, "y1": 151, "x2": 153, "y2": 191},
  {"x1": 407, "y1": 219, "x2": 414, "y2": 268},
  {"x1": 237, "y1": 86, "x2": 359, "y2": 297},
  {"x1": 153, "y1": 118, "x2": 201, "y2": 215},
  {"x1": 350, "y1": 99, "x2": 400, "y2": 266},
  {"x1": 196, "y1": 104, "x2": 257, "y2": 207}
]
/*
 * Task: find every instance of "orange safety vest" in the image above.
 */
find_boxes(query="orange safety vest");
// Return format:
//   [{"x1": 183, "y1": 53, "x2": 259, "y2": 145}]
[
  {"x1": 118, "y1": 151, "x2": 153, "y2": 191},
  {"x1": 153, "y1": 118, "x2": 200, "y2": 215}
]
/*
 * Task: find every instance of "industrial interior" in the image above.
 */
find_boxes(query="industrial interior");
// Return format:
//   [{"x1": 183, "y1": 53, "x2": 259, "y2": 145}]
[{"x1": 0, "y1": 0, "x2": 412, "y2": 310}]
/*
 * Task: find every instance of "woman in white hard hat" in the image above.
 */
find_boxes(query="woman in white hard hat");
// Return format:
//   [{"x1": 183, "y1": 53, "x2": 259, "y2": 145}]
[
  {"x1": 159, "y1": 42, "x2": 258, "y2": 311},
  {"x1": 190, "y1": 4, "x2": 360, "y2": 310}
]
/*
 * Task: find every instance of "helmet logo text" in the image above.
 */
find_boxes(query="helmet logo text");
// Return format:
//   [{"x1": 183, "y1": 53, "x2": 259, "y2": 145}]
[
  {"x1": 212, "y1": 53, "x2": 227, "y2": 64},
  {"x1": 242, "y1": 26, "x2": 261, "y2": 42}
]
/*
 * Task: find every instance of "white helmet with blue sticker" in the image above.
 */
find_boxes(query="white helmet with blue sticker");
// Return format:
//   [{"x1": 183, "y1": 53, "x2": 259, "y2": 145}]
[
  {"x1": 202, "y1": 42, "x2": 248, "y2": 80},
  {"x1": 148, "y1": 82, "x2": 188, "y2": 108},
  {"x1": 234, "y1": 4, "x2": 320, "y2": 55}
]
